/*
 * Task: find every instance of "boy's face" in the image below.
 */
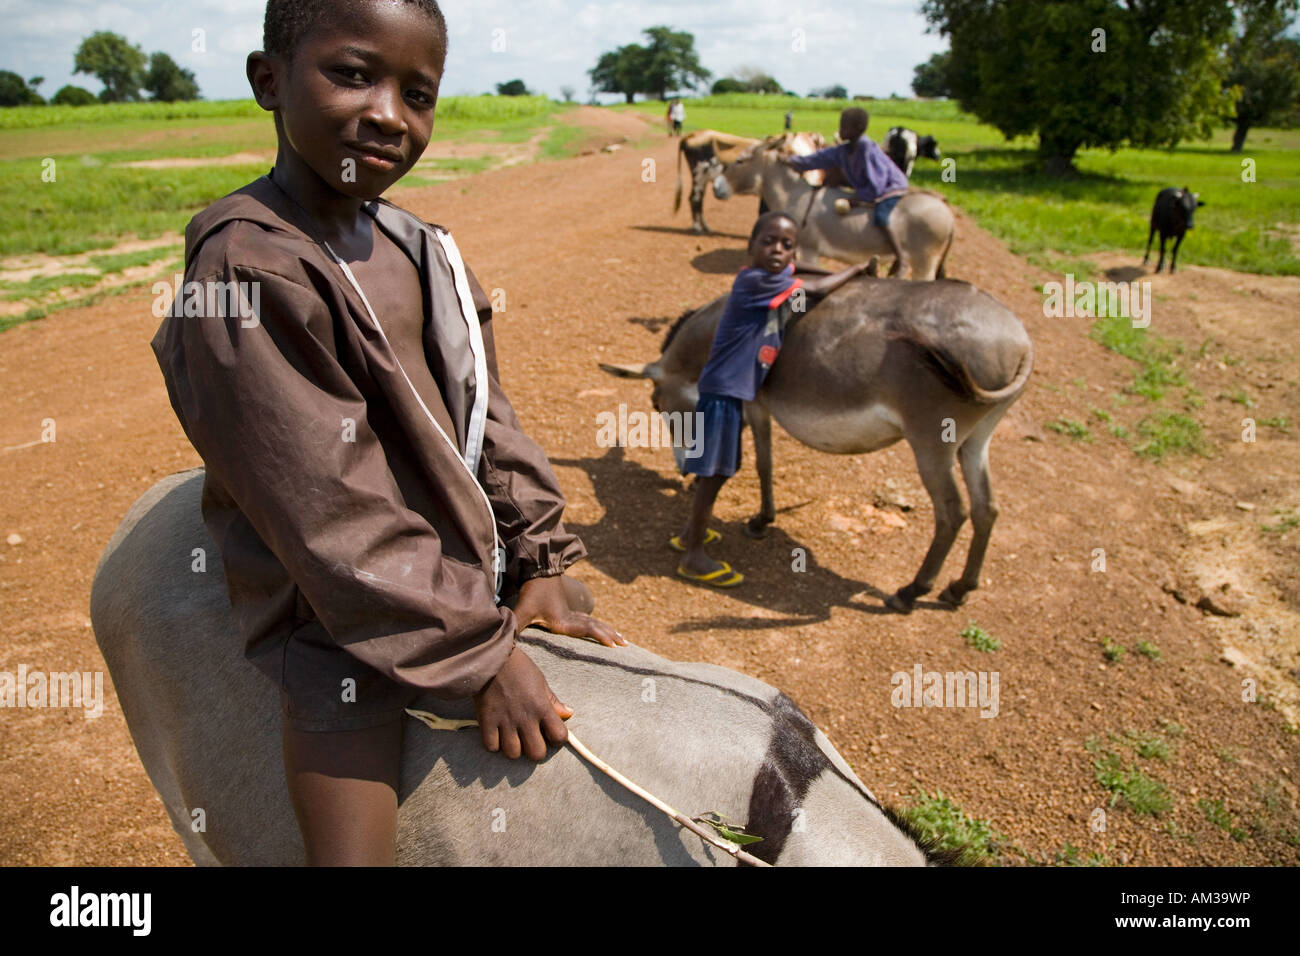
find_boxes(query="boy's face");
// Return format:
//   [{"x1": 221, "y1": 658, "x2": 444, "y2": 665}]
[
  {"x1": 750, "y1": 219, "x2": 798, "y2": 273},
  {"x1": 254, "y1": 2, "x2": 445, "y2": 200}
]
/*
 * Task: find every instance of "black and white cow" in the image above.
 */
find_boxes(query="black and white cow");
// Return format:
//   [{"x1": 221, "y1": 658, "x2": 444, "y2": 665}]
[
  {"x1": 1142, "y1": 186, "x2": 1205, "y2": 274},
  {"x1": 884, "y1": 127, "x2": 941, "y2": 179}
]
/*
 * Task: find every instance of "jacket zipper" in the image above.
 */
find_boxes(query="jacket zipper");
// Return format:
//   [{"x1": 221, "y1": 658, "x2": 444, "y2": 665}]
[{"x1": 323, "y1": 241, "x2": 505, "y2": 601}]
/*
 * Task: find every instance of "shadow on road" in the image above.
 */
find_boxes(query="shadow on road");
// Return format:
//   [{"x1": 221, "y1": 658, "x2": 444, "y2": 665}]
[{"x1": 552, "y1": 446, "x2": 919, "y2": 631}]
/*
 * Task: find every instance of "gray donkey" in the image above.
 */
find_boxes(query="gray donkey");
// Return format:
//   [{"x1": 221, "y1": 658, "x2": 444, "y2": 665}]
[
  {"x1": 602, "y1": 276, "x2": 1033, "y2": 612},
  {"x1": 90, "y1": 469, "x2": 939, "y2": 866}
]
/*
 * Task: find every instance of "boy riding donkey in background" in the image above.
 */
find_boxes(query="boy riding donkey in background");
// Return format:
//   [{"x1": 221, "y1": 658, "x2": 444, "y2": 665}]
[
  {"x1": 151, "y1": 0, "x2": 623, "y2": 865},
  {"x1": 673, "y1": 211, "x2": 875, "y2": 587},
  {"x1": 781, "y1": 107, "x2": 911, "y2": 276}
]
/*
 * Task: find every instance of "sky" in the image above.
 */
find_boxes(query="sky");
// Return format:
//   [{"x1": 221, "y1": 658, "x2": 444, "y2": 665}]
[{"x1": 0, "y1": 0, "x2": 948, "y2": 102}]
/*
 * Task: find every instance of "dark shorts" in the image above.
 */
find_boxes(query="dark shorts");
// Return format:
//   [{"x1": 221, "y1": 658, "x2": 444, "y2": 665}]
[
  {"x1": 278, "y1": 579, "x2": 525, "y2": 733},
  {"x1": 873, "y1": 195, "x2": 902, "y2": 228},
  {"x1": 682, "y1": 392, "x2": 744, "y2": 478}
]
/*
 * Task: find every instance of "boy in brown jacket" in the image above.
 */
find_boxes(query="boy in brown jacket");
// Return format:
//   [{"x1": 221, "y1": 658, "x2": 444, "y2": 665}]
[{"x1": 151, "y1": 0, "x2": 622, "y2": 865}]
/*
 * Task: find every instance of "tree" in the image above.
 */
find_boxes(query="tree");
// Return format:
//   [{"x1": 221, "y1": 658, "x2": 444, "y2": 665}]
[
  {"x1": 496, "y1": 78, "x2": 529, "y2": 96},
  {"x1": 711, "y1": 77, "x2": 746, "y2": 94},
  {"x1": 923, "y1": 0, "x2": 1238, "y2": 174},
  {"x1": 560, "y1": 84, "x2": 575, "y2": 103},
  {"x1": 808, "y1": 84, "x2": 847, "y2": 99},
  {"x1": 1225, "y1": 0, "x2": 1300, "y2": 150},
  {"x1": 640, "y1": 26, "x2": 710, "y2": 100},
  {"x1": 0, "y1": 71, "x2": 43, "y2": 106},
  {"x1": 51, "y1": 85, "x2": 97, "y2": 106},
  {"x1": 143, "y1": 52, "x2": 199, "y2": 102},
  {"x1": 589, "y1": 44, "x2": 649, "y2": 103},
  {"x1": 589, "y1": 27, "x2": 709, "y2": 103},
  {"x1": 74, "y1": 31, "x2": 147, "y2": 102},
  {"x1": 712, "y1": 67, "x2": 783, "y2": 95},
  {"x1": 911, "y1": 51, "x2": 952, "y2": 98}
]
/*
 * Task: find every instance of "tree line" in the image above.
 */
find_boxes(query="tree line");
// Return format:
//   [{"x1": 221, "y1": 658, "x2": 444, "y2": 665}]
[{"x1": 1, "y1": 31, "x2": 200, "y2": 106}]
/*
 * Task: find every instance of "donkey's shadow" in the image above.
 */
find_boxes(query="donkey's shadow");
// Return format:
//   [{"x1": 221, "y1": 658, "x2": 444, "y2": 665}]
[{"x1": 553, "y1": 447, "x2": 930, "y2": 631}]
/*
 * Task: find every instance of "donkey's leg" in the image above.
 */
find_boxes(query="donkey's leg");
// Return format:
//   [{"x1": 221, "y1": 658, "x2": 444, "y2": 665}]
[
  {"x1": 1142, "y1": 223, "x2": 1156, "y2": 265},
  {"x1": 1155, "y1": 234, "x2": 1167, "y2": 273},
  {"x1": 886, "y1": 435, "x2": 966, "y2": 613},
  {"x1": 938, "y1": 405, "x2": 1009, "y2": 607},
  {"x1": 744, "y1": 401, "x2": 776, "y2": 538},
  {"x1": 1170, "y1": 232, "x2": 1185, "y2": 274}
]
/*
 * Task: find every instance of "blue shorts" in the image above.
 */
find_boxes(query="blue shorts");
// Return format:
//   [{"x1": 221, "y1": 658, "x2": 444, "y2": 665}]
[
  {"x1": 873, "y1": 195, "x2": 902, "y2": 228},
  {"x1": 683, "y1": 393, "x2": 743, "y2": 478}
]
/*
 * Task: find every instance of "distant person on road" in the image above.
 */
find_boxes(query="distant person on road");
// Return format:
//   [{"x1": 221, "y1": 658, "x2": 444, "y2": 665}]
[
  {"x1": 667, "y1": 98, "x2": 685, "y2": 136},
  {"x1": 781, "y1": 107, "x2": 909, "y2": 274}
]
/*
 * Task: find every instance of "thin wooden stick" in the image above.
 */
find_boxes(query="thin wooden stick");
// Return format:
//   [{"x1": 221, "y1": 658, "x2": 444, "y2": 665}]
[{"x1": 406, "y1": 709, "x2": 771, "y2": 867}]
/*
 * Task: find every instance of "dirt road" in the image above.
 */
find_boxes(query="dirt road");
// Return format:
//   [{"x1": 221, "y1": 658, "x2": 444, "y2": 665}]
[{"x1": 1, "y1": 111, "x2": 1296, "y2": 865}]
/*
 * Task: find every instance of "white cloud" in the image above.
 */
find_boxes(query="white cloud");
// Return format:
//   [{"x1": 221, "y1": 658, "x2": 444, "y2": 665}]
[{"x1": 0, "y1": 0, "x2": 945, "y2": 101}]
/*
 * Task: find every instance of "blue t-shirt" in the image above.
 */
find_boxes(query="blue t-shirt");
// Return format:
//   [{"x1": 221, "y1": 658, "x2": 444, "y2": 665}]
[{"x1": 696, "y1": 266, "x2": 803, "y2": 401}]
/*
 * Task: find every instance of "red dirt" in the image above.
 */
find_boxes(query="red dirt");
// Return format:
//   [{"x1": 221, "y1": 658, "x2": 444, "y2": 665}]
[{"x1": 1, "y1": 109, "x2": 1296, "y2": 866}]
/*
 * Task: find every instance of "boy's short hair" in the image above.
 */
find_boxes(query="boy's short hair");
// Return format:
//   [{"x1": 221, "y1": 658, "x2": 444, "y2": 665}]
[
  {"x1": 840, "y1": 107, "x2": 869, "y2": 138},
  {"x1": 264, "y1": 0, "x2": 448, "y2": 62},
  {"x1": 749, "y1": 210, "x2": 797, "y2": 247}
]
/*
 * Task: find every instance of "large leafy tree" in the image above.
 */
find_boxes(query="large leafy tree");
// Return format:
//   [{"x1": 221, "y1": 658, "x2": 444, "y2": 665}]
[
  {"x1": 0, "y1": 71, "x2": 44, "y2": 106},
  {"x1": 1225, "y1": 0, "x2": 1300, "y2": 150},
  {"x1": 911, "y1": 51, "x2": 952, "y2": 97},
  {"x1": 143, "y1": 52, "x2": 200, "y2": 102},
  {"x1": 74, "y1": 31, "x2": 147, "y2": 102},
  {"x1": 589, "y1": 26, "x2": 709, "y2": 102},
  {"x1": 589, "y1": 44, "x2": 650, "y2": 103},
  {"x1": 922, "y1": 0, "x2": 1239, "y2": 173}
]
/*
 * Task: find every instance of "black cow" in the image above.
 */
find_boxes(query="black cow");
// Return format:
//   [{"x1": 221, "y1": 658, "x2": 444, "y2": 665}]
[
  {"x1": 884, "y1": 127, "x2": 941, "y2": 179},
  {"x1": 1143, "y1": 187, "x2": 1204, "y2": 274}
]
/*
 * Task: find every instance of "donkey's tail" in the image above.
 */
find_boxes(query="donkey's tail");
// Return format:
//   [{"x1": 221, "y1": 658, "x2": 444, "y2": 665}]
[
  {"x1": 934, "y1": 224, "x2": 956, "y2": 280},
  {"x1": 673, "y1": 140, "x2": 685, "y2": 215},
  {"x1": 927, "y1": 338, "x2": 1034, "y2": 405}
]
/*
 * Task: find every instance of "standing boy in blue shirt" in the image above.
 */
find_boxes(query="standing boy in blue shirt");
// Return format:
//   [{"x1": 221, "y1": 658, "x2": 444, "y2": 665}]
[
  {"x1": 782, "y1": 107, "x2": 910, "y2": 275},
  {"x1": 674, "y1": 212, "x2": 871, "y2": 586}
]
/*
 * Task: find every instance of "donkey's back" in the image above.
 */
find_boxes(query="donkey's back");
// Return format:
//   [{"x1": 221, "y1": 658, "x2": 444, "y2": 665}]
[{"x1": 91, "y1": 470, "x2": 926, "y2": 866}]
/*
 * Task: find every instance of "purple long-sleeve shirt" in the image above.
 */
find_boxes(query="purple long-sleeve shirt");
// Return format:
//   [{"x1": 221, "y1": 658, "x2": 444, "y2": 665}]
[{"x1": 786, "y1": 137, "x2": 909, "y2": 203}]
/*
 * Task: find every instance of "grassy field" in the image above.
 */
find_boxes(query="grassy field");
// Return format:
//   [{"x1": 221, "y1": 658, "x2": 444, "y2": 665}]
[
  {"x1": 623, "y1": 95, "x2": 1300, "y2": 277},
  {"x1": 0, "y1": 96, "x2": 575, "y2": 258}
]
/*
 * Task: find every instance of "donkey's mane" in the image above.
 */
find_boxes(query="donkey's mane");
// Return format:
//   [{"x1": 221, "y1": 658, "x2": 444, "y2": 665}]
[
  {"x1": 880, "y1": 803, "x2": 982, "y2": 867},
  {"x1": 660, "y1": 306, "x2": 701, "y2": 353}
]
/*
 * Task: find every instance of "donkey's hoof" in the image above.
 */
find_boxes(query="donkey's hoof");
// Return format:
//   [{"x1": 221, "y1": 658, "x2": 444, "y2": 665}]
[
  {"x1": 884, "y1": 591, "x2": 915, "y2": 614},
  {"x1": 937, "y1": 584, "x2": 968, "y2": 608},
  {"x1": 743, "y1": 517, "x2": 773, "y2": 539}
]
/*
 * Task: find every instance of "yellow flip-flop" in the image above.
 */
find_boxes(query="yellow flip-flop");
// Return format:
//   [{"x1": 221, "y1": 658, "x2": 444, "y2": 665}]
[
  {"x1": 668, "y1": 529, "x2": 722, "y2": 552},
  {"x1": 676, "y1": 561, "x2": 744, "y2": 588}
]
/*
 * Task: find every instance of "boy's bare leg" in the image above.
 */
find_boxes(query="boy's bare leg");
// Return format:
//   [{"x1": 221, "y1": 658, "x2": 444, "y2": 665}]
[
  {"x1": 282, "y1": 717, "x2": 403, "y2": 866},
  {"x1": 679, "y1": 475, "x2": 728, "y2": 575}
]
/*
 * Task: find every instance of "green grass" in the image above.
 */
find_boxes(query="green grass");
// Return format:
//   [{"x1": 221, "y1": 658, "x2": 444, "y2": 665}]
[
  {"x1": 1053, "y1": 841, "x2": 1111, "y2": 866},
  {"x1": 87, "y1": 243, "x2": 185, "y2": 273},
  {"x1": 1218, "y1": 387, "x2": 1256, "y2": 408},
  {"x1": 895, "y1": 788, "x2": 1003, "y2": 865},
  {"x1": 1260, "y1": 510, "x2": 1299, "y2": 533},
  {"x1": 1136, "y1": 640, "x2": 1162, "y2": 660},
  {"x1": 620, "y1": 96, "x2": 1300, "y2": 277},
  {"x1": 1198, "y1": 798, "x2": 1248, "y2": 841},
  {"x1": 960, "y1": 621, "x2": 1001, "y2": 653},
  {"x1": 0, "y1": 96, "x2": 572, "y2": 258},
  {"x1": 0, "y1": 271, "x2": 100, "y2": 299},
  {"x1": 1102, "y1": 637, "x2": 1126, "y2": 662},
  {"x1": 1119, "y1": 729, "x2": 1170, "y2": 761},
  {"x1": 1046, "y1": 418, "x2": 1091, "y2": 442},
  {"x1": 1134, "y1": 413, "x2": 1211, "y2": 460},
  {"x1": 1093, "y1": 751, "x2": 1173, "y2": 815}
]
